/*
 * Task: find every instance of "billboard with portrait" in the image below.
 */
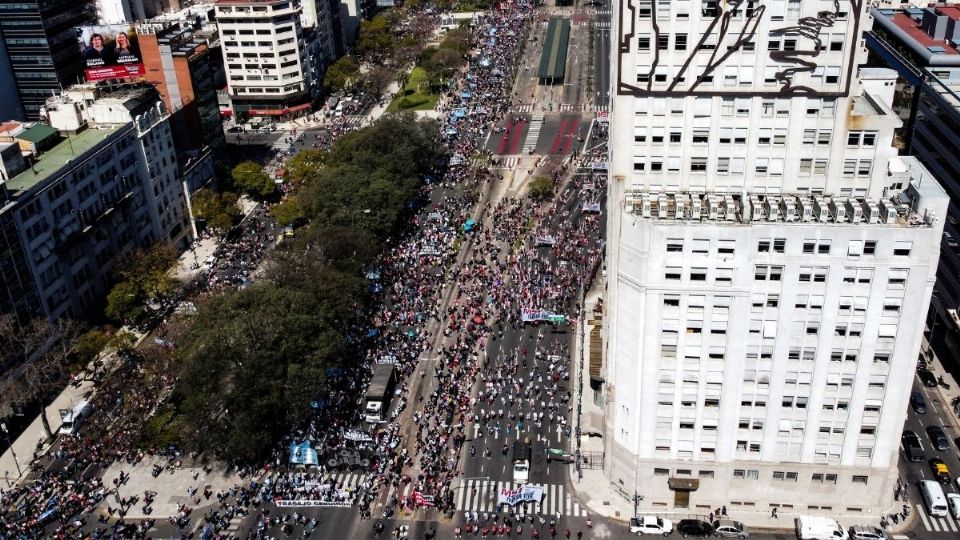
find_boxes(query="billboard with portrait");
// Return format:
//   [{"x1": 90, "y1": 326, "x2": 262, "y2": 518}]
[{"x1": 76, "y1": 25, "x2": 145, "y2": 82}]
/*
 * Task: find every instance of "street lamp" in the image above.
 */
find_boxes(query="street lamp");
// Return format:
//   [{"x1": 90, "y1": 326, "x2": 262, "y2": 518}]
[{"x1": 0, "y1": 422, "x2": 22, "y2": 480}]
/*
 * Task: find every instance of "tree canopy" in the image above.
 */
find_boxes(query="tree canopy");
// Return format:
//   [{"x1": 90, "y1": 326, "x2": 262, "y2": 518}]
[
  {"x1": 323, "y1": 55, "x2": 360, "y2": 94},
  {"x1": 163, "y1": 114, "x2": 445, "y2": 463},
  {"x1": 231, "y1": 161, "x2": 276, "y2": 198},
  {"x1": 192, "y1": 188, "x2": 240, "y2": 233}
]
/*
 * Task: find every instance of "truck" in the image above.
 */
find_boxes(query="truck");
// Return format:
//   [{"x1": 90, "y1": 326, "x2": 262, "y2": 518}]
[
  {"x1": 512, "y1": 438, "x2": 532, "y2": 484},
  {"x1": 364, "y1": 364, "x2": 397, "y2": 423},
  {"x1": 58, "y1": 400, "x2": 92, "y2": 435},
  {"x1": 795, "y1": 516, "x2": 849, "y2": 540}
]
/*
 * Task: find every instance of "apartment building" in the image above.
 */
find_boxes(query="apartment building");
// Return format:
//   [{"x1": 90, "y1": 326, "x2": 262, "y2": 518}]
[
  {"x1": 215, "y1": 0, "x2": 315, "y2": 118},
  {"x1": 604, "y1": 0, "x2": 948, "y2": 516},
  {"x1": 867, "y1": 4, "x2": 960, "y2": 366}
]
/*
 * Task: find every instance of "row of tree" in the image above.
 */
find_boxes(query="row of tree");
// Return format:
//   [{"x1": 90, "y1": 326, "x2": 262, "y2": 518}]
[{"x1": 167, "y1": 113, "x2": 444, "y2": 463}]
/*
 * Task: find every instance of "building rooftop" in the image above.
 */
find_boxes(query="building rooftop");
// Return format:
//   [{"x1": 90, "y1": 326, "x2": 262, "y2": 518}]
[
  {"x1": 872, "y1": 6, "x2": 960, "y2": 65},
  {"x1": 622, "y1": 159, "x2": 945, "y2": 228},
  {"x1": 5, "y1": 127, "x2": 121, "y2": 196},
  {"x1": 15, "y1": 124, "x2": 58, "y2": 144}
]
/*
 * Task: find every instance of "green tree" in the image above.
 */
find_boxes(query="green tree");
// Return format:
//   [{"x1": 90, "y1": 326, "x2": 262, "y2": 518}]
[
  {"x1": 105, "y1": 281, "x2": 144, "y2": 322},
  {"x1": 270, "y1": 198, "x2": 303, "y2": 227},
  {"x1": 116, "y1": 243, "x2": 178, "y2": 301},
  {"x1": 356, "y1": 14, "x2": 393, "y2": 59},
  {"x1": 285, "y1": 149, "x2": 326, "y2": 187},
  {"x1": 232, "y1": 161, "x2": 276, "y2": 198},
  {"x1": 528, "y1": 175, "x2": 555, "y2": 200},
  {"x1": 71, "y1": 329, "x2": 111, "y2": 366},
  {"x1": 192, "y1": 188, "x2": 239, "y2": 232},
  {"x1": 323, "y1": 55, "x2": 360, "y2": 93}
]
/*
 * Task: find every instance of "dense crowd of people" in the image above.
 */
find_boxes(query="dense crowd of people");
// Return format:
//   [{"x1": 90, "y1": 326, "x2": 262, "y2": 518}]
[{"x1": 0, "y1": 1, "x2": 610, "y2": 537}]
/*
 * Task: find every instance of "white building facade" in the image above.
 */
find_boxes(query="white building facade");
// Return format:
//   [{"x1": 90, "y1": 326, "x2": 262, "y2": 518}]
[
  {"x1": 215, "y1": 0, "x2": 314, "y2": 116},
  {"x1": 604, "y1": 0, "x2": 948, "y2": 517},
  {"x1": 44, "y1": 84, "x2": 191, "y2": 250}
]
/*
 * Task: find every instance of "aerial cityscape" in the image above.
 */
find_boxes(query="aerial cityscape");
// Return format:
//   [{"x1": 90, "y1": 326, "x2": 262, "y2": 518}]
[{"x1": 0, "y1": 0, "x2": 959, "y2": 538}]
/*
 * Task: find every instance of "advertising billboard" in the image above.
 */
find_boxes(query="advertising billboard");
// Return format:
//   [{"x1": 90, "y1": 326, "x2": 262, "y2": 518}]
[{"x1": 76, "y1": 25, "x2": 145, "y2": 82}]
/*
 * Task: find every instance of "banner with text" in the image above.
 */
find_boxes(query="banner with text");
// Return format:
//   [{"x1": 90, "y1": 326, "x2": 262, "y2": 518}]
[
  {"x1": 497, "y1": 485, "x2": 545, "y2": 506},
  {"x1": 76, "y1": 24, "x2": 145, "y2": 82},
  {"x1": 275, "y1": 499, "x2": 352, "y2": 508}
]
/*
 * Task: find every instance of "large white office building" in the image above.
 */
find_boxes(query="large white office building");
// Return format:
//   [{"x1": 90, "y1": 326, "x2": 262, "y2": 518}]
[
  {"x1": 215, "y1": 0, "x2": 314, "y2": 117},
  {"x1": 604, "y1": 0, "x2": 948, "y2": 517}
]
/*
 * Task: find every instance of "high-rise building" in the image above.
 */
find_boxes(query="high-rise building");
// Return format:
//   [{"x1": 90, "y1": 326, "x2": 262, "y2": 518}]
[
  {"x1": 604, "y1": 0, "x2": 948, "y2": 516},
  {"x1": 95, "y1": 0, "x2": 146, "y2": 24},
  {"x1": 137, "y1": 17, "x2": 227, "y2": 155},
  {"x1": 0, "y1": 0, "x2": 95, "y2": 119},
  {"x1": 215, "y1": 0, "x2": 315, "y2": 119},
  {"x1": 867, "y1": 4, "x2": 960, "y2": 364},
  {"x1": 0, "y1": 30, "x2": 25, "y2": 121}
]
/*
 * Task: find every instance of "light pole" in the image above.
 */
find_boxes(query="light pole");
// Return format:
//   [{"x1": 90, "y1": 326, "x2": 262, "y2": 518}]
[{"x1": 1, "y1": 422, "x2": 22, "y2": 479}]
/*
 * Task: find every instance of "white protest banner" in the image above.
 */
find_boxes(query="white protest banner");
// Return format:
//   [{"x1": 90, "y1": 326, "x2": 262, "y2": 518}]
[
  {"x1": 497, "y1": 484, "x2": 545, "y2": 506},
  {"x1": 275, "y1": 499, "x2": 353, "y2": 508}
]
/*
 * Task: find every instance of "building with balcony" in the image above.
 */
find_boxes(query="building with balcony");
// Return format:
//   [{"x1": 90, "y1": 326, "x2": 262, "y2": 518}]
[
  {"x1": 867, "y1": 4, "x2": 960, "y2": 365},
  {"x1": 215, "y1": 0, "x2": 315, "y2": 118},
  {"x1": 0, "y1": 82, "x2": 192, "y2": 323},
  {"x1": 604, "y1": 0, "x2": 948, "y2": 517}
]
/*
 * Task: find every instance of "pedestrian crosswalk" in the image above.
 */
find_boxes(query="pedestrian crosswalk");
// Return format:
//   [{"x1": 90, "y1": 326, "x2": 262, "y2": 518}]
[
  {"x1": 915, "y1": 503, "x2": 960, "y2": 533},
  {"x1": 591, "y1": 104, "x2": 609, "y2": 113},
  {"x1": 514, "y1": 104, "x2": 536, "y2": 113},
  {"x1": 557, "y1": 103, "x2": 576, "y2": 112},
  {"x1": 456, "y1": 480, "x2": 588, "y2": 517},
  {"x1": 496, "y1": 156, "x2": 520, "y2": 169},
  {"x1": 595, "y1": 20, "x2": 611, "y2": 28},
  {"x1": 523, "y1": 115, "x2": 544, "y2": 154}
]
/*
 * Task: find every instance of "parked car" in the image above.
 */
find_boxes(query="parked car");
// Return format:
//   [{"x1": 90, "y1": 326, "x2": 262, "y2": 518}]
[
  {"x1": 929, "y1": 457, "x2": 952, "y2": 484},
  {"x1": 629, "y1": 516, "x2": 673, "y2": 536},
  {"x1": 947, "y1": 493, "x2": 960, "y2": 519},
  {"x1": 902, "y1": 430, "x2": 924, "y2": 462},
  {"x1": 849, "y1": 525, "x2": 888, "y2": 540},
  {"x1": 910, "y1": 391, "x2": 927, "y2": 414},
  {"x1": 917, "y1": 368, "x2": 938, "y2": 387},
  {"x1": 676, "y1": 519, "x2": 712, "y2": 537},
  {"x1": 712, "y1": 519, "x2": 749, "y2": 538},
  {"x1": 927, "y1": 425, "x2": 950, "y2": 451}
]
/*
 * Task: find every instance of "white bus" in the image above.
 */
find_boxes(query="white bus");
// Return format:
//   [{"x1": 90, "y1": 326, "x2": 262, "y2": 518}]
[{"x1": 920, "y1": 480, "x2": 948, "y2": 517}]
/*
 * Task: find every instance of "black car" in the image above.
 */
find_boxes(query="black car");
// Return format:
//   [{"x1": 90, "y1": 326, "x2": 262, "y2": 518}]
[
  {"x1": 910, "y1": 391, "x2": 927, "y2": 414},
  {"x1": 902, "y1": 430, "x2": 924, "y2": 462},
  {"x1": 677, "y1": 519, "x2": 713, "y2": 537},
  {"x1": 927, "y1": 425, "x2": 950, "y2": 451},
  {"x1": 917, "y1": 368, "x2": 938, "y2": 387}
]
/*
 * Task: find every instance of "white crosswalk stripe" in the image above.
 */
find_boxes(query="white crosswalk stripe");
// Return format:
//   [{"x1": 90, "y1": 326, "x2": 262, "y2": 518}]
[
  {"x1": 558, "y1": 103, "x2": 575, "y2": 112},
  {"x1": 514, "y1": 104, "x2": 535, "y2": 113},
  {"x1": 457, "y1": 480, "x2": 588, "y2": 516},
  {"x1": 914, "y1": 503, "x2": 960, "y2": 533},
  {"x1": 522, "y1": 115, "x2": 544, "y2": 153}
]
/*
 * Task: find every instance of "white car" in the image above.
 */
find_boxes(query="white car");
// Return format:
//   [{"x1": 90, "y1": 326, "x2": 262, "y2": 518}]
[
  {"x1": 629, "y1": 516, "x2": 673, "y2": 536},
  {"x1": 947, "y1": 493, "x2": 960, "y2": 519}
]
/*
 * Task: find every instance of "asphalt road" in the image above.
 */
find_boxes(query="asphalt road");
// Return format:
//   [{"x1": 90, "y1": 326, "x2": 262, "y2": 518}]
[{"x1": 899, "y1": 371, "x2": 960, "y2": 537}]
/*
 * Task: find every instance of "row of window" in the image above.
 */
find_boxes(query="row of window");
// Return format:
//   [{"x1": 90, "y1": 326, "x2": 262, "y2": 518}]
[
  {"x1": 635, "y1": 96, "x2": 837, "y2": 119},
  {"x1": 635, "y1": 128, "x2": 877, "y2": 149},
  {"x1": 637, "y1": 64, "x2": 843, "y2": 86}
]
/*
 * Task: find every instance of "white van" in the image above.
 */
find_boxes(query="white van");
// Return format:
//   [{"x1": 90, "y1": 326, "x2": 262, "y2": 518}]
[
  {"x1": 919, "y1": 479, "x2": 949, "y2": 517},
  {"x1": 796, "y1": 516, "x2": 849, "y2": 540},
  {"x1": 58, "y1": 400, "x2": 92, "y2": 435}
]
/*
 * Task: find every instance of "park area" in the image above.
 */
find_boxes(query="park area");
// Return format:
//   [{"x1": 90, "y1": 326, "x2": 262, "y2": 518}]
[{"x1": 387, "y1": 66, "x2": 441, "y2": 112}]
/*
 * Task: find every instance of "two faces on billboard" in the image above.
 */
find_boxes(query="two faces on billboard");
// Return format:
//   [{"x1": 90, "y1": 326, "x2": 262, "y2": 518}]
[{"x1": 82, "y1": 29, "x2": 140, "y2": 68}]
